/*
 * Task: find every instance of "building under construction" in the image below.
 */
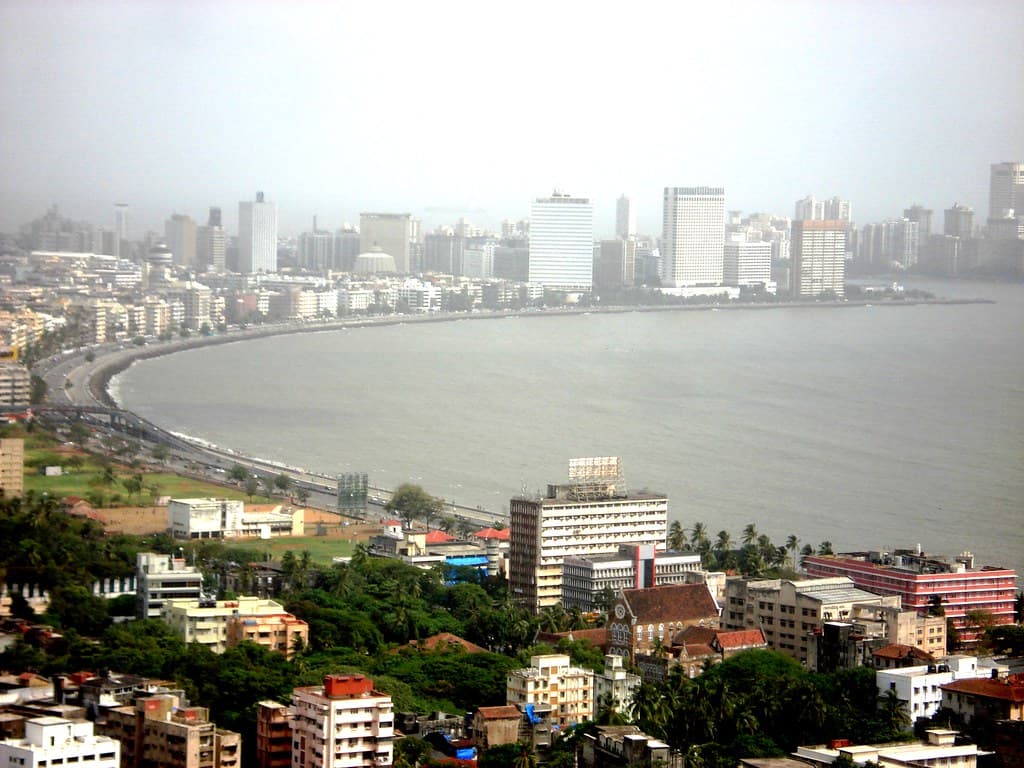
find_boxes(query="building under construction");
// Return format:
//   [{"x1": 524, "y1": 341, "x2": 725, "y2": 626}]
[{"x1": 509, "y1": 458, "x2": 669, "y2": 613}]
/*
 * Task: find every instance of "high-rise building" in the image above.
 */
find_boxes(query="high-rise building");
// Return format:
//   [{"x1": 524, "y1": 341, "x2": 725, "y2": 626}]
[
  {"x1": 791, "y1": 220, "x2": 846, "y2": 297},
  {"x1": 615, "y1": 194, "x2": 635, "y2": 239},
  {"x1": 507, "y1": 655, "x2": 594, "y2": 728},
  {"x1": 165, "y1": 214, "x2": 198, "y2": 268},
  {"x1": 529, "y1": 192, "x2": 594, "y2": 291},
  {"x1": 593, "y1": 239, "x2": 636, "y2": 292},
  {"x1": 198, "y1": 207, "x2": 226, "y2": 272},
  {"x1": 661, "y1": 187, "x2": 725, "y2": 287},
  {"x1": 904, "y1": 205, "x2": 933, "y2": 239},
  {"x1": 290, "y1": 674, "x2": 394, "y2": 768},
  {"x1": 360, "y1": 213, "x2": 413, "y2": 273},
  {"x1": 723, "y1": 238, "x2": 772, "y2": 287},
  {"x1": 135, "y1": 552, "x2": 204, "y2": 619},
  {"x1": 239, "y1": 192, "x2": 278, "y2": 273},
  {"x1": 988, "y1": 162, "x2": 1024, "y2": 219},
  {"x1": 509, "y1": 458, "x2": 668, "y2": 613},
  {"x1": 823, "y1": 196, "x2": 853, "y2": 222},
  {"x1": 794, "y1": 196, "x2": 825, "y2": 222},
  {"x1": 114, "y1": 203, "x2": 129, "y2": 259},
  {"x1": 943, "y1": 203, "x2": 975, "y2": 239}
]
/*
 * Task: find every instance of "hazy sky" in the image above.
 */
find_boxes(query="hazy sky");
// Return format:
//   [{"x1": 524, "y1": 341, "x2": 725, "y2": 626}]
[{"x1": 1, "y1": 0, "x2": 1022, "y2": 238}]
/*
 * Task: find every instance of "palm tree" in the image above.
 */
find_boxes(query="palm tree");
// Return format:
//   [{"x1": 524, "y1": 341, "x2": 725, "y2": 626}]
[
  {"x1": 742, "y1": 523, "x2": 758, "y2": 547},
  {"x1": 715, "y1": 529, "x2": 732, "y2": 555},
  {"x1": 878, "y1": 688, "x2": 911, "y2": 734},
  {"x1": 786, "y1": 534, "x2": 800, "y2": 570},
  {"x1": 818, "y1": 540, "x2": 834, "y2": 555},
  {"x1": 668, "y1": 520, "x2": 687, "y2": 551}
]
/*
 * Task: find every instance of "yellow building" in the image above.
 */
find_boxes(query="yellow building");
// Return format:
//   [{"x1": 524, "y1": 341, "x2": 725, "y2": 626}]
[
  {"x1": 506, "y1": 654, "x2": 594, "y2": 728},
  {"x1": 0, "y1": 438, "x2": 24, "y2": 497},
  {"x1": 161, "y1": 596, "x2": 308, "y2": 658}
]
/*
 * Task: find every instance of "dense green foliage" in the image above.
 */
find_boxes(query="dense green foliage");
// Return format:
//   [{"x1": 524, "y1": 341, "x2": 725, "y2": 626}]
[{"x1": 0, "y1": 490, "x2": 959, "y2": 768}]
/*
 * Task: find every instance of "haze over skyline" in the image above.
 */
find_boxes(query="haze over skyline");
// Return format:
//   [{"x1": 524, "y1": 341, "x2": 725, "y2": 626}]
[{"x1": 1, "y1": 1, "x2": 1022, "y2": 238}]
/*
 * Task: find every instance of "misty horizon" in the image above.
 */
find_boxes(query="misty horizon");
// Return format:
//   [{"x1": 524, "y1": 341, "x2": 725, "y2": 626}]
[{"x1": 1, "y1": 1, "x2": 1022, "y2": 237}]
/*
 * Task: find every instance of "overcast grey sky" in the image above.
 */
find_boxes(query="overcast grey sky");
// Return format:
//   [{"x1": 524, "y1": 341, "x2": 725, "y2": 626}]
[{"x1": 1, "y1": 0, "x2": 1022, "y2": 238}]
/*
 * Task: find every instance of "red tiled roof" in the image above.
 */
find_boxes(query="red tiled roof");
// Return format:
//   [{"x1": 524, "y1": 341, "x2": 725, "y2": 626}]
[
  {"x1": 535, "y1": 628, "x2": 608, "y2": 649},
  {"x1": 873, "y1": 643, "x2": 934, "y2": 662},
  {"x1": 474, "y1": 527, "x2": 510, "y2": 541},
  {"x1": 425, "y1": 530, "x2": 455, "y2": 544},
  {"x1": 383, "y1": 519, "x2": 402, "y2": 526},
  {"x1": 683, "y1": 643, "x2": 717, "y2": 658},
  {"x1": 673, "y1": 625, "x2": 716, "y2": 646},
  {"x1": 716, "y1": 629, "x2": 767, "y2": 650},
  {"x1": 622, "y1": 583, "x2": 719, "y2": 624},
  {"x1": 941, "y1": 674, "x2": 1024, "y2": 702},
  {"x1": 477, "y1": 705, "x2": 521, "y2": 720},
  {"x1": 406, "y1": 633, "x2": 487, "y2": 654}
]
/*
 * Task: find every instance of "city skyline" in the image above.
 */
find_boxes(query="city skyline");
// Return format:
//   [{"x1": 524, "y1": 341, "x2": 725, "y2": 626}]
[{"x1": 1, "y1": 2, "x2": 1021, "y2": 237}]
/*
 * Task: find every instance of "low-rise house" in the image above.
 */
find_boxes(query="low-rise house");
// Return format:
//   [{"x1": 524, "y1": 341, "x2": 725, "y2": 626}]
[
  {"x1": 169, "y1": 498, "x2": 303, "y2": 540},
  {"x1": 872, "y1": 643, "x2": 936, "y2": 670},
  {"x1": 472, "y1": 705, "x2": 521, "y2": 752},
  {"x1": 940, "y1": 672, "x2": 1024, "y2": 724},
  {"x1": 876, "y1": 656, "x2": 998, "y2": 724}
]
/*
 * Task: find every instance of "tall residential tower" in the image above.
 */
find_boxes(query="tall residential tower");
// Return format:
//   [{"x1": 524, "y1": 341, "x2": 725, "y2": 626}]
[
  {"x1": 238, "y1": 191, "x2": 278, "y2": 273},
  {"x1": 529, "y1": 192, "x2": 594, "y2": 291},
  {"x1": 661, "y1": 187, "x2": 725, "y2": 286}
]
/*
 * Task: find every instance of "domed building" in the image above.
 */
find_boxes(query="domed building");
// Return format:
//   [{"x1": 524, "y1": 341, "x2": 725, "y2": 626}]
[{"x1": 353, "y1": 247, "x2": 397, "y2": 275}]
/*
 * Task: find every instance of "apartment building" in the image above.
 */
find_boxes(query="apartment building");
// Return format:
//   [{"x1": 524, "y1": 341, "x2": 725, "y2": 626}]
[
  {"x1": 256, "y1": 700, "x2": 292, "y2": 768},
  {"x1": 161, "y1": 596, "x2": 308, "y2": 658},
  {"x1": 804, "y1": 549, "x2": 1017, "y2": 643},
  {"x1": 507, "y1": 654, "x2": 594, "y2": 728},
  {"x1": 722, "y1": 577, "x2": 895, "y2": 664},
  {"x1": 135, "y1": 553, "x2": 203, "y2": 619},
  {"x1": 877, "y1": 656, "x2": 998, "y2": 723},
  {"x1": 0, "y1": 717, "x2": 119, "y2": 768},
  {"x1": 0, "y1": 437, "x2": 24, "y2": 497},
  {"x1": 290, "y1": 674, "x2": 394, "y2": 768},
  {"x1": 101, "y1": 694, "x2": 240, "y2": 768}
]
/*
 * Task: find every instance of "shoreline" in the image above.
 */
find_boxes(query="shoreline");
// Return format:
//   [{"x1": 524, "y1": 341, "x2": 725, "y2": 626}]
[{"x1": 91, "y1": 295, "x2": 993, "y2": 410}]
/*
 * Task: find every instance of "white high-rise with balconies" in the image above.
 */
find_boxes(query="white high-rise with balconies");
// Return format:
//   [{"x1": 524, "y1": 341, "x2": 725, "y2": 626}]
[
  {"x1": 291, "y1": 674, "x2": 393, "y2": 768},
  {"x1": 239, "y1": 191, "x2": 278, "y2": 273},
  {"x1": 529, "y1": 192, "x2": 594, "y2": 291},
  {"x1": 661, "y1": 187, "x2": 725, "y2": 286},
  {"x1": 989, "y1": 162, "x2": 1024, "y2": 219}
]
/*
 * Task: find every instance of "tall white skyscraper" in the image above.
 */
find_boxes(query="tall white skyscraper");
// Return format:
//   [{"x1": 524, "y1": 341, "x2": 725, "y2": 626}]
[
  {"x1": 794, "y1": 196, "x2": 825, "y2": 221},
  {"x1": 791, "y1": 220, "x2": 846, "y2": 297},
  {"x1": 989, "y1": 162, "x2": 1024, "y2": 219},
  {"x1": 661, "y1": 187, "x2": 725, "y2": 286},
  {"x1": 238, "y1": 191, "x2": 277, "y2": 274},
  {"x1": 615, "y1": 194, "x2": 635, "y2": 239},
  {"x1": 529, "y1": 192, "x2": 594, "y2": 291}
]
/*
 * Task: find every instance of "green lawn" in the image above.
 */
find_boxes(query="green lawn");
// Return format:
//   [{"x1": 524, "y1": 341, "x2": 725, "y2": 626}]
[{"x1": 217, "y1": 535, "x2": 357, "y2": 565}]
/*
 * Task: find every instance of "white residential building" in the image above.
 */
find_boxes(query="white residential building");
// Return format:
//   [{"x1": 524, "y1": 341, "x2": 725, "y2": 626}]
[
  {"x1": 562, "y1": 545, "x2": 702, "y2": 612},
  {"x1": 239, "y1": 192, "x2": 278, "y2": 273},
  {"x1": 723, "y1": 239, "x2": 772, "y2": 287},
  {"x1": 593, "y1": 654, "x2": 640, "y2": 718},
  {"x1": 791, "y1": 220, "x2": 846, "y2": 297},
  {"x1": 876, "y1": 656, "x2": 997, "y2": 724},
  {"x1": 661, "y1": 187, "x2": 725, "y2": 287},
  {"x1": 135, "y1": 552, "x2": 204, "y2": 619},
  {"x1": 291, "y1": 674, "x2": 394, "y2": 768},
  {"x1": 529, "y1": 192, "x2": 594, "y2": 291},
  {"x1": 0, "y1": 717, "x2": 120, "y2": 768},
  {"x1": 989, "y1": 161, "x2": 1024, "y2": 219},
  {"x1": 507, "y1": 654, "x2": 594, "y2": 728}
]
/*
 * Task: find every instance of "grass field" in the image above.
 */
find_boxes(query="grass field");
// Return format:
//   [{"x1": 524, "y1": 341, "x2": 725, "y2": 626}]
[{"x1": 240, "y1": 536, "x2": 358, "y2": 564}]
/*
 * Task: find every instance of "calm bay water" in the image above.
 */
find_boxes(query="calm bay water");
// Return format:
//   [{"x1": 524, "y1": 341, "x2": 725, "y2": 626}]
[{"x1": 113, "y1": 279, "x2": 1024, "y2": 579}]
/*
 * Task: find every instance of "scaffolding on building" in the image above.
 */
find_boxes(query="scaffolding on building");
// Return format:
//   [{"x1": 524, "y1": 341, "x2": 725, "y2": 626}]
[{"x1": 566, "y1": 456, "x2": 626, "y2": 501}]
